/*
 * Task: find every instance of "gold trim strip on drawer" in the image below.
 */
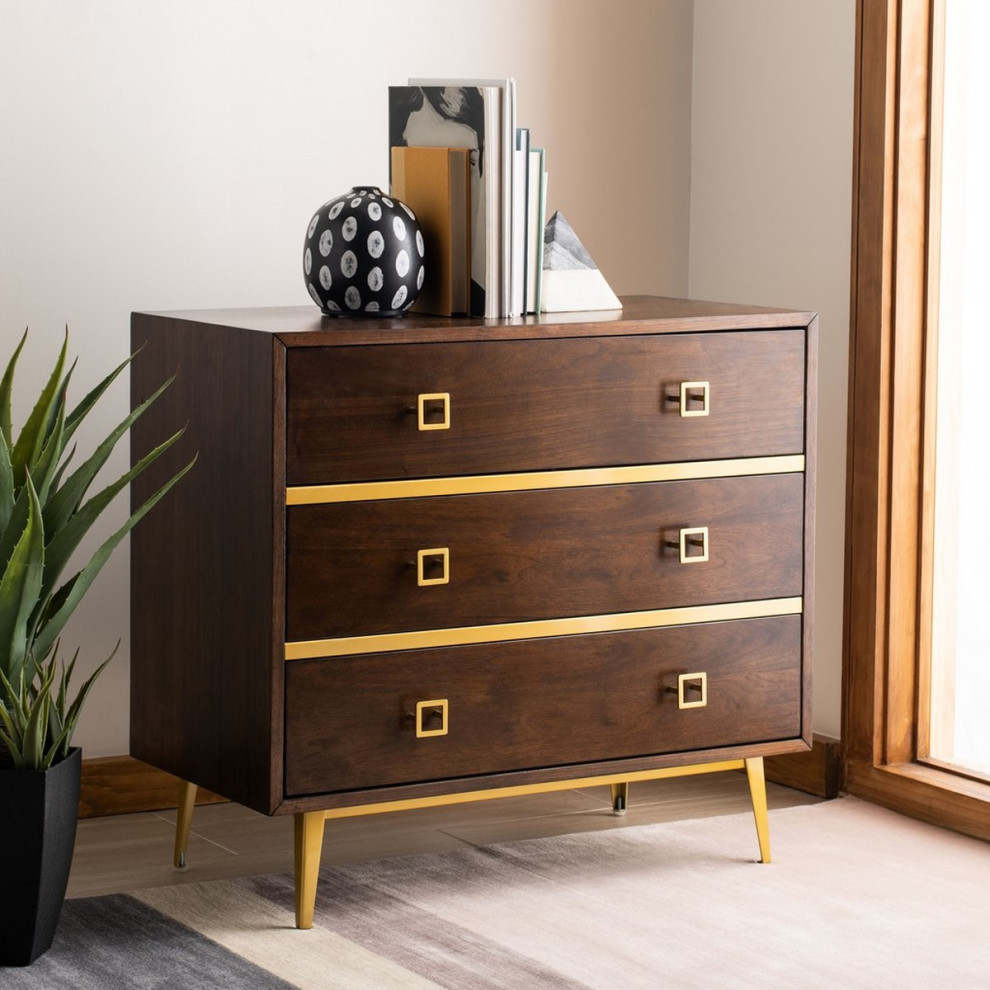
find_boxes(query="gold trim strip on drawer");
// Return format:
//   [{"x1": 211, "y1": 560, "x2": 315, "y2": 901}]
[
  {"x1": 284, "y1": 596, "x2": 803, "y2": 661},
  {"x1": 285, "y1": 455, "x2": 805, "y2": 505}
]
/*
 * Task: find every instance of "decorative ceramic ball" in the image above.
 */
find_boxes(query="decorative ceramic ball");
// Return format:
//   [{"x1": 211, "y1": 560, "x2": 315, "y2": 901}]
[{"x1": 303, "y1": 186, "x2": 425, "y2": 317}]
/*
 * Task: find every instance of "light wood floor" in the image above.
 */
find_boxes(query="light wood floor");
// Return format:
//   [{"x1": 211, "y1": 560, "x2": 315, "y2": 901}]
[{"x1": 67, "y1": 773, "x2": 819, "y2": 899}]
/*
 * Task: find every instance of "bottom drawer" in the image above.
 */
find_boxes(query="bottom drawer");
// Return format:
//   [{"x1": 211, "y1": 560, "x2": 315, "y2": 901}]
[{"x1": 283, "y1": 615, "x2": 803, "y2": 797}]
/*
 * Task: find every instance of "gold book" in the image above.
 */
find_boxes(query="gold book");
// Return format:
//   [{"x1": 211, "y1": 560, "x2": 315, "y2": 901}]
[{"x1": 390, "y1": 145, "x2": 471, "y2": 316}]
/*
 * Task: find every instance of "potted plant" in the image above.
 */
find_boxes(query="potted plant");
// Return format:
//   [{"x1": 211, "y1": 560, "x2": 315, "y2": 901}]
[{"x1": 0, "y1": 329, "x2": 194, "y2": 967}]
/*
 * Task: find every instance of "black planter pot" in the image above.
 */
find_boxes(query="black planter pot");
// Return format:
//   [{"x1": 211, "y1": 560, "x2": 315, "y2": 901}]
[{"x1": 0, "y1": 747, "x2": 81, "y2": 967}]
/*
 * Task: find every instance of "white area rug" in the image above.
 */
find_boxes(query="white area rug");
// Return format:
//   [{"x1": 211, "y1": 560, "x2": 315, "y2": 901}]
[{"x1": 7, "y1": 797, "x2": 990, "y2": 988}]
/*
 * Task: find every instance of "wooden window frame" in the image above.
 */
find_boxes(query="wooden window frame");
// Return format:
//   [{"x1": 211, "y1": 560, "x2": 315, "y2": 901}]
[{"x1": 844, "y1": 0, "x2": 990, "y2": 838}]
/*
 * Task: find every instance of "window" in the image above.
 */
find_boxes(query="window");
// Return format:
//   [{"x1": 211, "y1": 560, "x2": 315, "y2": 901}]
[
  {"x1": 924, "y1": 0, "x2": 990, "y2": 780},
  {"x1": 844, "y1": 0, "x2": 990, "y2": 838}
]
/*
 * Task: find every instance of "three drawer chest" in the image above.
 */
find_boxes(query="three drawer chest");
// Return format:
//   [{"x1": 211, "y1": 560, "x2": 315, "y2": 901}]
[{"x1": 130, "y1": 295, "x2": 816, "y2": 927}]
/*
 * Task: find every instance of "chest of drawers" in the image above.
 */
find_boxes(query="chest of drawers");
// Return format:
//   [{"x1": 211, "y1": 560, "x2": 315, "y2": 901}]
[{"x1": 129, "y1": 296, "x2": 816, "y2": 928}]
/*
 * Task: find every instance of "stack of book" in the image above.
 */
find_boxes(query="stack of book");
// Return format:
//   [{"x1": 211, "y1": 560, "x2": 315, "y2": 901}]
[{"x1": 388, "y1": 78, "x2": 547, "y2": 318}]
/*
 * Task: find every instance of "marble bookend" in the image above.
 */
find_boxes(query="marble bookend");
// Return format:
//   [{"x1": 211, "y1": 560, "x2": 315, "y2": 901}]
[{"x1": 540, "y1": 212, "x2": 622, "y2": 313}]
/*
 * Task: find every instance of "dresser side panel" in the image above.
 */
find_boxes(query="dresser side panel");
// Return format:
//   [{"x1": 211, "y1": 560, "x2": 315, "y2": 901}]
[
  {"x1": 801, "y1": 315, "x2": 819, "y2": 746},
  {"x1": 129, "y1": 315, "x2": 279, "y2": 813}
]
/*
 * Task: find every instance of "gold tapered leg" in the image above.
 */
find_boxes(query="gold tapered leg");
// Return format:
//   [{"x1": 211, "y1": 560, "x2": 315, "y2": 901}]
[
  {"x1": 294, "y1": 811, "x2": 326, "y2": 930},
  {"x1": 744, "y1": 757, "x2": 771, "y2": 863},
  {"x1": 173, "y1": 780, "x2": 197, "y2": 868},
  {"x1": 609, "y1": 781, "x2": 629, "y2": 815}
]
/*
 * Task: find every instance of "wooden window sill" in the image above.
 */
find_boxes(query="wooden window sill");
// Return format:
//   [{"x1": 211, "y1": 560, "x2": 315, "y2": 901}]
[{"x1": 846, "y1": 761, "x2": 990, "y2": 842}]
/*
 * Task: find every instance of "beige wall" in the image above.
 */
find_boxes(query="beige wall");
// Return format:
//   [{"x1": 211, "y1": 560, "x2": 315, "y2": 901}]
[
  {"x1": 689, "y1": 0, "x2": 856, "y2": 737},
  {"x1": 2, "y1": 0, "x2": 853, "y2": 755},
  {"x1": 0, "y1": 0, "x2": 693, "y2": 757}
]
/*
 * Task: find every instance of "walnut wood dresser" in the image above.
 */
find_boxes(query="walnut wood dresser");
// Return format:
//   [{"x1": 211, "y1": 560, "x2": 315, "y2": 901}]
[{"x1": 129, "y1": 295, "x2": 816, "y2": 928}]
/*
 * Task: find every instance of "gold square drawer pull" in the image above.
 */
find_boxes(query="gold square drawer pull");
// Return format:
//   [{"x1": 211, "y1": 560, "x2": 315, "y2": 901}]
[
  {"x1": 415, "y1": 699, "x2": 449, "y2": 737},
  {"x1": 678, "y1": 526, "x2": 709, "y2": 564},
  {"x1": 677, "y1": 672, "x2": 708, "y2": 710},
  {"x1": 417, "y1": 547, "x2": 450, "y2": 586},
  {"x1": 417, "y1": 392, "x2": 451, "y2": 430},
  {"x1": 678, "y1": 380, "x2": 710, "y2": 417}
]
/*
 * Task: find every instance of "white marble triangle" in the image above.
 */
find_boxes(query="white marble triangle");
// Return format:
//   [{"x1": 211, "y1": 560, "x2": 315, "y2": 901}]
[{"x1": 540, "y1": 212, "x2": 621, "y2": 313}]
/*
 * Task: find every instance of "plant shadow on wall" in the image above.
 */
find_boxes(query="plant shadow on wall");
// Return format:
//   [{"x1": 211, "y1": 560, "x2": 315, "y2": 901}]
[{"x1": 0, "y1": 330, "x2": 195, "y2": 967}]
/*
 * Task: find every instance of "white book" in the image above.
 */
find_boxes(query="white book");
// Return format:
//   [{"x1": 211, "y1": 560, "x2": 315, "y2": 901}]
[
  {"x1": 526, "y1": 147, "x2": 546, "y2": 314},
  {"x1": 512, "y1": 127, "x2": 530, "y2": 317}
]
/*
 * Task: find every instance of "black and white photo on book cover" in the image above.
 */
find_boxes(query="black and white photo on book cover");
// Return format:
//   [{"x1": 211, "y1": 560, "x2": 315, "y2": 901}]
[
  {"x1": 410, "y1": 78, "x2": 516, "y2": 316},
  {"x1": 389, "y1": 85, "x2": 501, "y2": 317}
]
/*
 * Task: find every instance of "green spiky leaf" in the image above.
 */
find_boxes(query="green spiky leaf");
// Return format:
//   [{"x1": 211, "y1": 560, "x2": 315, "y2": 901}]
[
  {"x1": 0, "y1": 474, "x2": 44, "y2": 684},
  {"x1": 9, "y1": 332, "x2": 68, "y2": 488},
  {"x1": 31, "y1": 450, "x2": 195, "y2": 664},
  {"x1": 0, "y1": 429, "x2": 14, "y2": 535},
  {"x1": 43, "y1": 373, "x2": 175, "y2": 539},
  {"x1": 0, "y1": 329, "x2": 28, "y2": 451},
  {"x1": 0, "y1": 328, "x2": 194, "y2": 769},
  {"x1": 62, "y1": 352, "x2": 131, "y2": 449}
]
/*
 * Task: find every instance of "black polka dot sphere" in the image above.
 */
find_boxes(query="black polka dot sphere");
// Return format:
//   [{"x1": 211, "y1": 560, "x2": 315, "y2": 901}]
[{"x1": 304, "y1": 186, "x2": 426, "y2": 317}]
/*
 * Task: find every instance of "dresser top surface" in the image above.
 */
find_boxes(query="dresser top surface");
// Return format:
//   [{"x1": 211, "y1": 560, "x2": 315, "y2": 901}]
[{"x1": 133, "y1": 295, "x2": 816, "y2": 346}]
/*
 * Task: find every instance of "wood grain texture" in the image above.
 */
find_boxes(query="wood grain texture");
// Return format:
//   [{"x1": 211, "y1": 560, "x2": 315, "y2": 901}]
[
  {"x1": 284, "y1": 331, "x2": 806, "y2": 485},
  {"x1": 129, "y1": 315, "x2": 282, "y2": 814},
  {"x1": 845, "y1": 762, "x2": 990, "y2": 843},
  {"x1": 141, "y1": 296, "x2": 816, "y2": 348},
  {"x1": 764, "y1": 735, "x2": 840, "y2": 799},
  {"x1": 284, "y1": 616, "x2": 803, "y2": 796},
  {"x1": 884, "y1": 0, "x2": 931, "y2": 766},
  {"x1": 75, "y1": 749, "x2": 833, "y2": 819},
  {"x1": 800, "y1": 316, "x2": 818, "y2": 751},
  {"x1": 843, "y1": 1, "x2": 961, "y2": 820},
  {"x1": 843, "y1": 0, "x2": 898, "y2": 771},
  {"x1": 285, "y1": 474, "x2": 805, "y2": 640},
  {"x1": 128, "y1": 297, "x2": 815, "y2": 822},
  {"x1": 78, "y1": 756, "x2": 226, "y2": 818}
]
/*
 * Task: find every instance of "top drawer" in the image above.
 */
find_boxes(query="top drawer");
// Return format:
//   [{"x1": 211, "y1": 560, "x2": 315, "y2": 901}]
[{"x1": 285, "y1": 330, "x2": 807, "y2": 485}]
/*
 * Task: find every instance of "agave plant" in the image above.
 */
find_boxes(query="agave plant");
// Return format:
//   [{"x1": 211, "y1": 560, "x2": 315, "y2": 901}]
[{"x1": 0, "y1": 329, "x2": 194, "y2": 770}]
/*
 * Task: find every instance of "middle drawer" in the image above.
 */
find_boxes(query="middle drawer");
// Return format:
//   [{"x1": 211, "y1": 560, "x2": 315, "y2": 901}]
[{"x1": 286, "y1": 473, "x2": 804, "y2": 642}]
